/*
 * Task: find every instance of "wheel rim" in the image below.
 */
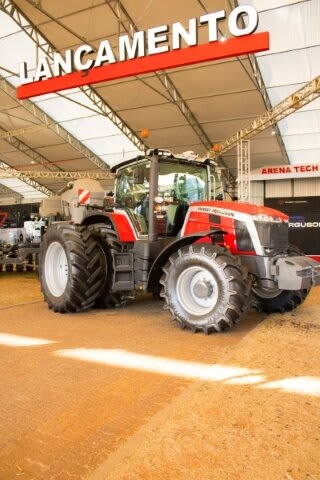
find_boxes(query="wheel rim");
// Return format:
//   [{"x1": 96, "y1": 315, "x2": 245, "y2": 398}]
[
  {"x1": 44, "y1": 241, "x2": 68, "y2": 297},
  {"x1": 253, "y1": 285, "x2": 283, "y2": 299},
  {"x1": 176, "y1": 266, "x2": 219, "y2": 316}
]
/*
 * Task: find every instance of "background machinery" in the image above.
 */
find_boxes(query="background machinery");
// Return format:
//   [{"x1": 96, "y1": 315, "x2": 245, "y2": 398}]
[
  {"x1": 0, "y1": 216, "x2": 45, "y2": 272},
  {"x1": 37, "y1": 149, "x2": 320, "y2": 333}
]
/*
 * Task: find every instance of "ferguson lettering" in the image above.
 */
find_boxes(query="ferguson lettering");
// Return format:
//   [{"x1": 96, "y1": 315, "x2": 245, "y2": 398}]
[
  {"x1": 196, "y1": 206, "x2": 235, "y2": 217},
  {"x1": 289, "y1": 222, "x2": 320, "y2": 228}
]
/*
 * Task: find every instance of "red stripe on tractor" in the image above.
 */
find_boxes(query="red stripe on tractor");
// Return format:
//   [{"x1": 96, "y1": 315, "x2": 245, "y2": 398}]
[
  {"x1": 109, "y1": 212, "x2": 136, "y2": 242},
  {"x1": 78, "y1": 189, "x2": 90, "y2": 205},
  {"x1": 308, "y1": 255, "x2": 320, "y2": 263},
  {"x1": 16, "y1": 32, "x2": 269, "y2": 99}
]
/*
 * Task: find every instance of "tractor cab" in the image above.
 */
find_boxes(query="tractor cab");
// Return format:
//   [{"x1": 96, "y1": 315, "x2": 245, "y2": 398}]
[{"x1": 113, "y1": 149, "x2": 220, "y2": 239}]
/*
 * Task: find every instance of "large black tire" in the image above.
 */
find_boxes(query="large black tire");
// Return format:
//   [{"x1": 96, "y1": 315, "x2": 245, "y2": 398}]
[
  {"x1": 160, "y1": 244, "x2": 248, "y2": 334},
  {"x1": 251, "y1": 244, "x2": 310, "y2": 313},
  {"x1": 250, "y1": 287, "x2": 309, "y2": 314},
  {"x1": 88, "y1": 223, "x2": 128, "y2": 308},
  {"x1": 39, "y1": 224, "x2": 104, "y2": 313}
]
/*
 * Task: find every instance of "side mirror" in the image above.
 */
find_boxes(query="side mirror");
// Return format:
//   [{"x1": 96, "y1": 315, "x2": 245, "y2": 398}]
[{"x1": 133, "y1": 167, "x2": 145, "y2": 184}]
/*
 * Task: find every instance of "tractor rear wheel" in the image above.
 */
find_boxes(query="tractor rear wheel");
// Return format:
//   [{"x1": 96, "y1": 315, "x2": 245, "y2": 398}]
[
  {"x1": 88, "y1": 223, "x2": 128, "y2": 308},
  {"x1": 160, "y1": 244, "x2": 248, "y2": 333},
  {"x1": 251, "y1": 244, "x2": 311, "y2": 314},
  {"x1": 39, "y1": 224, "x2": 104, "y2": 313}
]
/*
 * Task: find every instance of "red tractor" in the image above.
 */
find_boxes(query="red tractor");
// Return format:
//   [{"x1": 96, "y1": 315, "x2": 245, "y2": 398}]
[{"x1": 38, "y1": 149, "x2": 320, "y2": 333}]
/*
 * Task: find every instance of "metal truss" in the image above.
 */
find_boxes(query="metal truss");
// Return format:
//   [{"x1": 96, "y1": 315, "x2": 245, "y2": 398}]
[
  {"x1": 0, "y1": 119, "x2": 68, "y2": 198},
  {"x1": 237, "y1": 138, "x2": 250, "y2": 203},
  {"x1": 0, "y1": 75, "x2": 112, "y2": 173},
  {"x1": 0, "y1": 169, "x2": 115, "y2": 180},
  {"x1": 0, "y1": 126, "x2": 64, "y2": 173},
  {"x1": 227, "y1": 0, "x2": 289, "y2": 165},
  {"x1": 197, "y1": 0, "x2": 289, "y2": 168},
  {"x1": 0, "y1": 0, "x2": 147, "y2": 154},
  {"x1": 0, "y1": 160, "x2": 53, "y2": 196},
  {"x1": 0, "y1": 182, "x2": 23, "y2": 199},
  {"x1": 215, "y1": 76, "x2": 320, "y2": 202},
  {"x1": 217, "y1": 76, "x2": 320, "y2": 155},
  {"x1": 1, "y1": 0, "x2": 231, "y2": 177},
  {"x1": 106, "y1": 0, "x2": 233, "y2": 180},
  {"x1": 0, "y1": 124, "x2": 47, "y2": 139}
]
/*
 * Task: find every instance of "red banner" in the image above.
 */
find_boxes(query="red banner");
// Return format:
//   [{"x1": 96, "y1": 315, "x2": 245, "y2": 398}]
[{"x1": 17, "y1": 32, "x2": 269, "y2": 99}]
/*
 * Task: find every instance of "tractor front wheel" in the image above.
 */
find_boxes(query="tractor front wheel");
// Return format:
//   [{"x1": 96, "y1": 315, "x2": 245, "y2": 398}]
[
  {"x1": 251, "y1": 244, "x2": 310, "y2": 313},
  {"x1": 251, "y1": 285, "x2": 310, "y2": 314},
  {"x1": 160, "y1": 244, "x2": 248, "y2": 334}
]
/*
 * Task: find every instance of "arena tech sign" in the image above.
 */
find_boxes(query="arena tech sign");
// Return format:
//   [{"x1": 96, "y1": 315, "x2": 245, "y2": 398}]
[
  {"x1": 251, "y1": 163, "x2": 320, "y2": 181},
  {"x1": 17, "y1": 5, "x2": 269, "y2": 99}
]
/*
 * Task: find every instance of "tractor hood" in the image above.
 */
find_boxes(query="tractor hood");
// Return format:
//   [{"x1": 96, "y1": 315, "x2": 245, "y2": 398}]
[{"x1": 191, "y1": 201, "x2": 289, "y2": 222}]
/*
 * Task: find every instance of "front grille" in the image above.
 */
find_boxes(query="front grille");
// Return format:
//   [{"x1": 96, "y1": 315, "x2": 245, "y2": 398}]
[
  {"x1": 254, "y1": 221, "x2": 288, "y2": 250},
  {"x1": 235, "y1": 220, "x2": 254, "y2": 251}
]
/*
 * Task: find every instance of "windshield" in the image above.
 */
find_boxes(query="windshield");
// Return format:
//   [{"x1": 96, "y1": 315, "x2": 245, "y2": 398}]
[
  {"x1": 158, "y1": 161, "x2": 208, "y2": 203},
  {"x1": 115, "y1": 159, "x2": 209, "y2": 236}
]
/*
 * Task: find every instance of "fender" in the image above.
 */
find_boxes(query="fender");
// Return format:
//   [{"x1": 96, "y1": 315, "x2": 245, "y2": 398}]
[
  {"x1": 81, "y1": 211, "x2": 117, "y2": 231},
  {"x1": 81, "y1": 212, "x2": 122, "y2": 240},
  {"x1": 50, "y1": 214, "x2": 118, "y2": 234},
  {"x1": 146, "y1": 229, "x2": 226, "y2": 292},
  {"x1": 81, "y1": 210, "x2": 137, "y2": 242}
]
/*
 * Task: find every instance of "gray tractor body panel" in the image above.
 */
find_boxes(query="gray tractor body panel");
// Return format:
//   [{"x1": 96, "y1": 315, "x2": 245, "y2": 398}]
[
  {"x1": 275, "y1": 256, "x2": 320, "y2": 290},
  {"x1": 240, "y1": 254, "x2": 320, "y2": 290}
]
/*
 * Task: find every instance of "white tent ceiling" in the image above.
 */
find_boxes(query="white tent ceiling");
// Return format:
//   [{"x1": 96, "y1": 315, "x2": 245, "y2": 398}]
[{"x1": 0, "y1": 0, "x2": 319, "y2": 201}]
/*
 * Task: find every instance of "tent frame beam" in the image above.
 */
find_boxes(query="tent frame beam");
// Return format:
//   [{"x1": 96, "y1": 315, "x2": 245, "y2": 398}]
[
  {"x1": 0, "y1": 0, "x2": 147, "y2": 154},
  {"x1": 0, "y1": 160, "x2": 53, "y2": 196}
]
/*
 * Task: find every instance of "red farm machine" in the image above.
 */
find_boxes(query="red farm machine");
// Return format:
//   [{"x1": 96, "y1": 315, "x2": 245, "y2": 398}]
[{"x1": 38, "y1": 149, "x2": 320, "y2": 333}]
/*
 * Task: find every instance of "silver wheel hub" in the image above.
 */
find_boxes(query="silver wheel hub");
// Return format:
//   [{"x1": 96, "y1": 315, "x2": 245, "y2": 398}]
[
  {"x1": 193, "y1": 280, "x2": 213, "y2": 299},
  {"x1": 176, "y1": 267, "x2": 218, "y2": 317},
  {"x1": 44, "y1": 241, "x2": 68, "y2": 297}
]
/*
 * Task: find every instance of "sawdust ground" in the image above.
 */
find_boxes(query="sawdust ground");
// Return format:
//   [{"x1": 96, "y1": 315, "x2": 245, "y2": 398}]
[
  {"x1": 1, "y1": 272, "x2": 319, "y2": 480},
  {"x1": 89, "y1": 290, "x2": 320, "y2": 480}
]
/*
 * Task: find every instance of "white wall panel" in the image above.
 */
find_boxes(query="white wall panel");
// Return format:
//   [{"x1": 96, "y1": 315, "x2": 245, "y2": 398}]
[
  {"x1": 265, "y1": 180, "x2": 292, "y2": 198},
  {"x1": 257, "y1": 46, "x2": 320, "y2": 87},
  {"x1": 251, "y1": 181, "x2": 264, "y2": 205},
  {"x1": 293, "y1": 178, "x2": 320, "y2": 197},
  {"x1": 287, "y1": 150, "x2": 320, "y2": 165},
  {"x1": 282, "y1": 133, "x2": 320, "y2": 151},
  {"x1": 278, "y1": 111, "x2": 320, "y2": 136},
  {"x1": 254, "y1": 1, "x2": 320, "y2": 55},
  {"x1": 265, "y1": 179, "x2": 320, "y2": 198},
  {"x1": 239, "y1": 0, "x2": 306, "y2": 13}
]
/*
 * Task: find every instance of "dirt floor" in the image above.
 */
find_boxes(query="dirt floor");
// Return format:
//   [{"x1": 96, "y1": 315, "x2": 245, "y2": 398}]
[{"x1": 0, "y1": 272, "x2": 319, "y2": 480}]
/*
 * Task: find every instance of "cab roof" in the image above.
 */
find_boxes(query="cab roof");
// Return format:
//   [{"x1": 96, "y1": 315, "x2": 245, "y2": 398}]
[{"x1": 110, "y1": 149, "x2": 215, "y2": 172}]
